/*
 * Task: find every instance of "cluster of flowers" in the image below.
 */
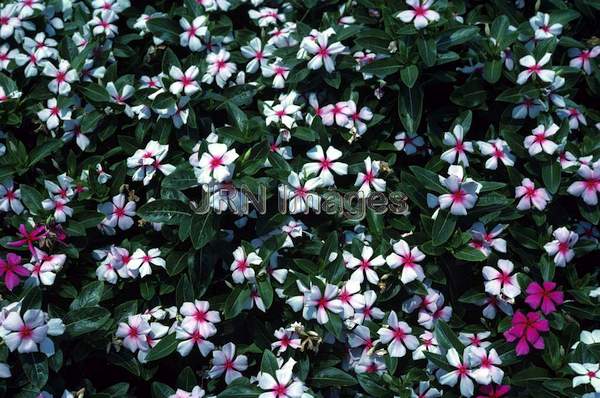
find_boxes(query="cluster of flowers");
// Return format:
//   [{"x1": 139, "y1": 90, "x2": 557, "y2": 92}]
[{"x1": 0, "y1": 0, "x2": 599, "y2": 397}]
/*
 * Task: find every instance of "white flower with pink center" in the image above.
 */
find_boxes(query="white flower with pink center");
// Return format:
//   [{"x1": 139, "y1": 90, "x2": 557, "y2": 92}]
[
  {"x1": 116, "y1": 315, "x2": 151, "y2": 353},
  {"x1": 470, "y1": 346, "x2": 504, "y2": 385},
  {"x1": 262, "y1": 59, "x2": 290, "y2": 89},
  {"x1": 37, "y1": 98, "x2": 71, "y2": 130},
  {"x1": 271, "y1": 327, "x2": 301, "y2": 354},
  {"x1": 438, "y1": 348, "x2": 476, "y2": 397},
  {"x1": 169, "y1": 65, "x2": 200, "y2": 96},
  {"x1": 302, "y1": 32, "x2": 345, "y2": 73},
  {"x1": 304, "y1": 283, "x2": 343, "y2": 324},
  {"x1": 203, "y1": 49, "x2": 237, "y2": 88},
  {"x1": 230, "y1": 246, "x2": 262, "y2": 283},
  {"x1": 477, "y1": 139, "x2": 515, "y2": 170},
  {"x1": 568, "y1": 363, "x2": 600, "y2": 392},
  {"x1": 354, "y1": 156, "x2": 386, "y2": 195},
  {"x1": 89, "y1": 10, "x2": 119, "y2": 38},
  {"x1": 128, "y1": 248, "x2": 165, "y2": 278},
  {"x1": 98, "y1": 194, "x2": 137, "y2": 231},
  {"x1": 42, "y1": 59, "x2": 77, "y2": 95},
  {"x1": 377, "y1": 310, "x2": 419, "y2": 358},
  {"x1": 567, "y1": 164, "x2": 600, "y2": 205},
  {"x1": 524, "y1": 123, "x2": 559, "y2": 156},
  {"x1": 394, "y1": 131, "x2": 425, "y2": 155},
  {"x1": 321, "y1": 100, "x2": 350, "y2": 127},
  {"x1": 430, "y1": 166, "x2": 481, "y2": 216},
  {"x1": 0, "y1": 179, "x2": 23, "y2": 214},
  {"x1": 557, "y1": 106, "x2": 587, "y2": 130},
  {"x1": 385, "y1": 239, "x2": 425, "y2": 284},
  {"x1": 41, "y1": 197, "x2": 73, "y2": 223},
  {"x1": 468, "y1": 222, "x2": 507, "y2": 256},
  {"x1": 302, "y1": 145, "x2": 347, "y2": 187},
  {"x1": 396, "y1": 0, "x2": 440, "y2": 30},
  {"x1": 482, "y1": 259, "x2": 521, "y2": 299},
  {"x1": 516, "y1": 53, "x2": 555, "y2": 85},
  {"x1": 544, "y1": 226, "x2": 578, "y2": 267},
  {"x1": 257, "y1": 367, "x2": 304, "y2": 398},
  {"x1": 568, "y1": 46, "x2": 600, "y2": 75},
  {"x1": 515, "y1": 178, "x2": 551, "y2": 211},
  {"x1": 529, "y1": 12, "x2": 562, "y2": 40},
  {"x1": 337, "y1": 279, "x2": 364, "y2": 319},
  {"x1": 180, "y1": 300, "x2": 221, "y2": 337},
  {"x1": 342, "y1": 100, "x2": 373, "y2": 136},
  {"x1": 441, "y1": 125, "x2": 474, "y2": 166},
  {"x1": 208, "y1": 342, "x2": 248, "y2": 385},
  {"x1": 354, "y1": 290, "x2": 384, "y2": 324},
  {"x1": 278, "y1": 171, "x2": 322, "y2": 214},
  {"x1": 346, "y1": 245, "x2": 385, "y2": 285},
  {"x1": 264, "y1": 92, "x2": 302, "y2": 129},
  {"x1": 190, "y1": 143, "x2": 239, "y2": 184},
  {"x1": 176, "y1": 322, "x2": 215, "y2": 357},
  {"x1": 242, "y1": 37, "x2": 273, "y2": 74},
  {"x1": 179, "y1": 16, "x2": 207, "y2": 52}
]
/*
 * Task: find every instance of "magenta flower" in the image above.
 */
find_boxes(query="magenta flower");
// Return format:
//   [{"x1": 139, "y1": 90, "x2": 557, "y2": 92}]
[
  {"x1": 525, "y1": 281, "x2": 564, "y2": 314},
  {"x1": 503, "y1": 311, "x2": 549, "y2": 356},
  {"x1": 0, "y1": 253, "x2": 30, "y2": 291},
  {"x1": 8, "y1": 224, "x2": 47, "y2": 258},
  {"x1": 476, "y1": 384, "x2": 510, "y2": 398}
]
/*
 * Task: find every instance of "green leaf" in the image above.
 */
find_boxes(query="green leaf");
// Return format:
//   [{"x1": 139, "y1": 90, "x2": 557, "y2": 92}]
[
  {"x1": 357, "y1": 374, "x2": 393, "y2": 398},
  {"x1": 257, "y1": 278, "x2": 274, "y2": 309},
  {"x1": 28, "y1": 139, "x2": 64, "y2": 167},
  {"x1": 162, "y1": 166, "x2": 199, "y2": 190},
  {"x1": 260, "y1": 349, "x2": 279, "y2": 375},
  {"x1": 144, "y1": 333, "x2": 178, "y2": 362},
  {"x1": 21, "y1": 353, "x2": 48, "y2": 389},
  {"x1": 80, "y1": 111, "x2": 103, "y2": 132},
  {"x1": 151, "y1": 382, "x2": 175, "y2": 398},
  {"x1": 177, "y1": 367, "x2": 197, "y2": 391},
  {"x1": 137, "y1": 199, "x2": 192, "y2": 224},
  {"x1": 434, "y1": 320, "x2": 464, "y2": 352},
  {"x1": 64, "y1": 307, "x2": 111, "y2": 336},
  {"x1": 70, "y1": 281, "x2": 104, "y2": 310},
  {"x1": 397, "y1": 84, "x2": 423, "y2": 133},
  {"x1": 400, "y1": 65, "x2": 419, "y2": 88},
  {"x1": 453, "y1": 247, "x2": 487, "y2": 262},
  {"x1": 310, "y1": 368, "x2": 357, "y2": 388},
  {"x1": 190, "y1": 213, "x2": 217, "y2": 249},
  {"x1": 431, "y1": 211, "x2": 456, "y2": 246},
  {"x1": 361, "y1": 57, "x2": 401, "y2": 77},
  {"x1": 417, "y1": 37, "x2": 437, "y2": 67},
  {"x1": 146, "y1": 18, "x2": 180, "y2": 43},
  {"x1": 437, "y1": 27, "x2": 480, "y2": 50},
  {"x1": 79, "y1": 83, "x2": 110, "y2": 103},
  {"x1": 541, "y1": 161, "x2": 561, "y2": 194},
  {"x1": 19, "y1": 184, "x2": 44, "y2": 215},
  {"x1": 483, "y1": 59, "x2": 502, "y2": 83},
  {"x1": 223, "y1": 287, "x2": 251, "y2": 319}
]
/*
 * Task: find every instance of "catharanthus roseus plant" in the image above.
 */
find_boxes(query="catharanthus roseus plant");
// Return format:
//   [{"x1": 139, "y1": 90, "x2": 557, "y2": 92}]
[{"x1": 0, "y1": 0, "x2": 599, "y2": 397}]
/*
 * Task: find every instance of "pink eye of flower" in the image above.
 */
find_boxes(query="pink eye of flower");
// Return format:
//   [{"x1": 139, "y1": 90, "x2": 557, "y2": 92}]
[
  {"x1": 317, "y1": 297, "x2": 328, "y2": 308},
  {"x1": 557, "y1": 241, "x2": 569, "y2": 253},
  {"x1": 414, "y1": 5, "x2": 427, "y2": 16},
  {"x1": 128, "y1": 326, "x2": 139, "y2": 337},
  {"x1": 210, "y1": 156, "x2": 223, "y2": 168},
  {"x1": 452, "y1": 189, "x2": 465, "y2": 203},
  {"x1": 19, "y1": 325, "x2": 33, "y2": 338}
]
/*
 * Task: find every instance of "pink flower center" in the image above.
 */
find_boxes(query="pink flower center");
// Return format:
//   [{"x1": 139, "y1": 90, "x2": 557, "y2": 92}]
[
  {"x1": 210, "y1": 156, "x2": 223, "y2": 169},
  {"x1": 19, "y1": 325, "x2": 33, "y2": 338},
  {"x1": 128, "y1": 326, "x2": 139, "y2": 338},
  {"x1": 414, "y1": 5, "x2": 427, "y2": 16},
  {"x1": 452, "y1": 189, "x2": 465, "y2": 203}
]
